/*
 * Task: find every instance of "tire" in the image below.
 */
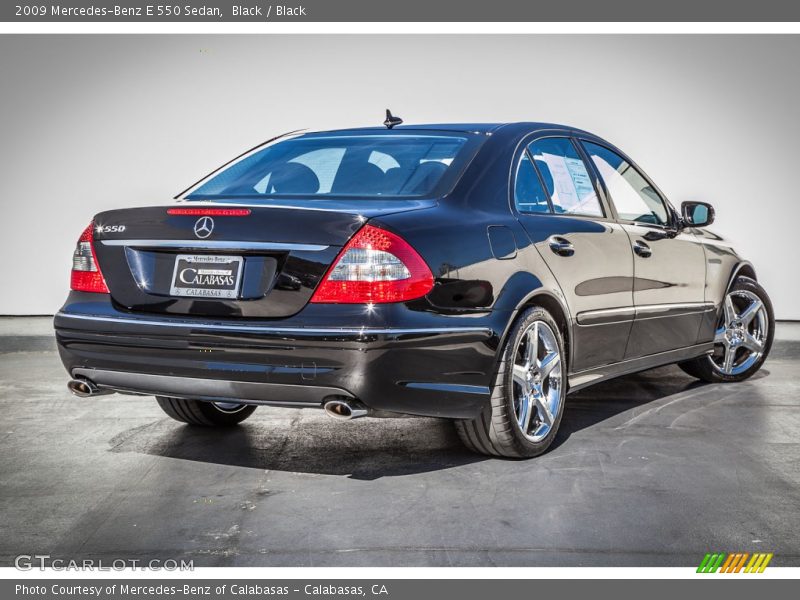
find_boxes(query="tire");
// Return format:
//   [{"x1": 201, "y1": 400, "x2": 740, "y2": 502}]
[
  {"x1": 679, "y1": 276, "x2": 774, "y2": 383},
  {"x1": 156, "y1": 396, "x2": 257, "y2": 426},
  {"x1": 455, "y1": 306, "x2": 567, "y2": 458}
]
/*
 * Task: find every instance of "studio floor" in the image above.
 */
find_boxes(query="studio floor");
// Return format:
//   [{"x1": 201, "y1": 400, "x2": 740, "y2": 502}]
[{"x1": 1, "y1": 319, "x2": 799, "y2": 567}]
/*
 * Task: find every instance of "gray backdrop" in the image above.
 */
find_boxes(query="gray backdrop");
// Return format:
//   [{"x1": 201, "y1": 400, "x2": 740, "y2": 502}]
[{"x1": 1, "y1": 35, "x2": 798, "y2": 318}]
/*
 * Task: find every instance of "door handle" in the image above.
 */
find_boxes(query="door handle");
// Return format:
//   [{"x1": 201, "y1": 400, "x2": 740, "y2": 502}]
[
  {"x1": 547, "y1": 236, "x2": 575, "y2": 257},
  {"x1": 633, "y1": 240, "x2": 652, "y2": 258}
]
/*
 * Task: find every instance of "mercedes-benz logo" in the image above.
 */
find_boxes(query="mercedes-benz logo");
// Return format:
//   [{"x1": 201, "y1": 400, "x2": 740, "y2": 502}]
[{"x1": 193, "y1": 216, "x2": 214, "y2": 239}]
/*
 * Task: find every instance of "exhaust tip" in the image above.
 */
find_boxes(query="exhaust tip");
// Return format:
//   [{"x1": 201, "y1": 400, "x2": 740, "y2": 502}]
[
  {"x1": 67, "y1": 379, "x2": 93, "y2": 397},
  {"x1": 323, "y1": 398, "x2": 368, "y2": 421},
  {"x1": 67, "y1": 378, "x2": 111, "y2": 398}
]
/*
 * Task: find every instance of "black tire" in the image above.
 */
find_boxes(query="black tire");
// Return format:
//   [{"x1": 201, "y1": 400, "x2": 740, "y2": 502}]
[
  {"x1": 455, "y1": 306, "x2": 567, "y2": 458},
  {"x1": 156, "y1": 396, "x2": 257, "y2": 426},
  {"x1": 679, "y1": 276, "x2": 774, "y2": 383}
]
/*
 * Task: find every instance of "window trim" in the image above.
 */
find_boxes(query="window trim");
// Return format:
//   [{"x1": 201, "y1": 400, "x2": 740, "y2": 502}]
[
  {"x1": 513, "y1": 149, "x2": 553, "y2": 215},
  {"x1": 508, "y1": 130, "x2": 615, "y2": 222},
  {"x1": 529, "y1": 136, "x2": 607, "y2": 219},
  {"x1": 576, "y1": 136, "x2": 679, "y2": 230}
]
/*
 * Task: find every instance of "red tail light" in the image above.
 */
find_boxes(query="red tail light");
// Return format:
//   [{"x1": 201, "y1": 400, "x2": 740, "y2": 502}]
[
  {"x1": 311, "y1": 225, "x2": 434, "y2": 304},
  {"x1": 70, "y1": 222, "x2": 109, "y2": 294}
]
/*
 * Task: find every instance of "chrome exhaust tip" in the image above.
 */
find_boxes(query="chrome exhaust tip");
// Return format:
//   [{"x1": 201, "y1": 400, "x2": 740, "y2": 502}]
[
  {"x1": 323, "y1": 398, "x2": 369, "y2": 421},
  {"x1": 67, "y1": 378, "x2": 112, "y2": 398}
]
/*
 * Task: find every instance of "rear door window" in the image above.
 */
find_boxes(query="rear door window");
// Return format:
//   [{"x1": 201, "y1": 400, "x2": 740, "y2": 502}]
[
  {"x1": 514, "y1": 152, "x2": 551, "y2": 213},
  {"x1": 528, "y1": 138, "x2": 604, "y2": 217}
]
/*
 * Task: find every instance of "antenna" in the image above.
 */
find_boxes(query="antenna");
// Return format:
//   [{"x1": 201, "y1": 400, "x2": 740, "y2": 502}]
[{"x1": 383, "y1": 109, "x2": 403, "y2": 129}]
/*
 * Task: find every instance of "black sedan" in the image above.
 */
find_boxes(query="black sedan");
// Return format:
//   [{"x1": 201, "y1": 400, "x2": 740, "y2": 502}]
[{"x1": 54, "y1": 119, "x2": 774, "y2": 457}]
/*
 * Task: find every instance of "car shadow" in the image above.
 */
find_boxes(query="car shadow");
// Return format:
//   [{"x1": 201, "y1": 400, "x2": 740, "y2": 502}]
[
  {"x1": 109, "y1": 412, "x2": 486, "y2": 480},
  {"x1": 550, "y1": 364, "x2": 770, "y2": 450},
  {"x1": 109, "y1": 364, "x2": 769, "y2": 479}
]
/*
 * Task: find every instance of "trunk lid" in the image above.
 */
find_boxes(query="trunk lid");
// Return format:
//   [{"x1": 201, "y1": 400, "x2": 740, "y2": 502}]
[{"x1": 91, "y1": 199, "x2": 433, "y2": 318}]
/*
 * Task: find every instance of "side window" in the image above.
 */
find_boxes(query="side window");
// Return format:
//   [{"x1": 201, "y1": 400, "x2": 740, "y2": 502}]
[
  {"x1": 528, "y1": 138, "x2": 604, "y2": 217},
  {"x1": 514, "y1": 152, "x2": 550, "y2": 213},
  {"x1": 582, "y1": 141, "x2": 669, "y2": 226}
]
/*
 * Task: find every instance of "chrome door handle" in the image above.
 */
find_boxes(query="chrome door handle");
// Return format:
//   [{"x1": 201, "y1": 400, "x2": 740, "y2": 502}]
[
  {"x1": 633, "y1": 240, "x2": 652, "y2": 258},
  {"x1": 548, "y1": 236, "x2": 575, "y2": 257}
]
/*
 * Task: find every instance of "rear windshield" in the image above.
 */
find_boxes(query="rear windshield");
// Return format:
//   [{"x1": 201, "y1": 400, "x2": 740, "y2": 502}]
[{"x1": 186, "y1": 134, "x2": 473, "y2": 200}]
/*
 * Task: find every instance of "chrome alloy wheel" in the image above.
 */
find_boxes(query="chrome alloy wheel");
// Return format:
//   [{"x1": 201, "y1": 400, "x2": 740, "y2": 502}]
[
  {"x1": 212, "y1": 402, "x2": 248, "y2": 413},
  {"x1": 712, "y1": 290, "x2": 769, "y2": 376},
  {"x1": 511, "y1": 321, "x2": 563, "y2": 442}
]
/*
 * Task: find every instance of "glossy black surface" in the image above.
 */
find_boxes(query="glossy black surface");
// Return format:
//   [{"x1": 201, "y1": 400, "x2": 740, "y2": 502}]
[{"x1": 56, "y1": 122, "x2": 758, "y2": 417}]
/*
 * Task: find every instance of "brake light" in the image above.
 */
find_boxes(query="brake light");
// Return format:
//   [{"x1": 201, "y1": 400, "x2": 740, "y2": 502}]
[
  {"x1": 167, "y1": 208, "x2": 251, "y2": 216},
  {"x1": 70, "y1": 222, "x2": 109, "y2": 294},
  {"x1": 311, "y1": 225, "x2": 434, "y2": 304}
]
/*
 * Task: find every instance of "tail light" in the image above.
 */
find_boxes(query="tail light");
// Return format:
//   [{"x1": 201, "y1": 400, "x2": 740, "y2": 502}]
[
  {"x1": 311, "y1": 225, "x2": 434, "y2": 304},
  {"x1": 70, "y1": 222, "x2": 109, "y2": 294}
]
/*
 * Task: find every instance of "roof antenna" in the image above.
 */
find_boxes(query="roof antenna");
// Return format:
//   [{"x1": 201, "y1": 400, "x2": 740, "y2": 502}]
[{"x1": 383, "y1": 109, "x2": 403, "y2": 129}]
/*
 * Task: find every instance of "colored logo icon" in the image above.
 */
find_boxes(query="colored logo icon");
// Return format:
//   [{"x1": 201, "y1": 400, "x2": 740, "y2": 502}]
[{"x1": 697, "y1": 552, "x2": 773, "y2": 573}]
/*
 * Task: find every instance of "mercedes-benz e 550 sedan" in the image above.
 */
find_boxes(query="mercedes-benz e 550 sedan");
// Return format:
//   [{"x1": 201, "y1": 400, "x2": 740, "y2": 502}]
[{"x1": 54, "y1": 120, "x2": 774, "y2": 457}]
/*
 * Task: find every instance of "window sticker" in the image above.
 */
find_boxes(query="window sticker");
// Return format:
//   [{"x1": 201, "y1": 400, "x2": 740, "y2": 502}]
[
  {"x1": 538, "y1": 153, "x2": 600, "y2": 215},
  {"x1": 565, "y1": 157, "x2": 596, "y2": 204},
  {"x1": 539, "y1": 153, "x2": 576, "y2": 207}
]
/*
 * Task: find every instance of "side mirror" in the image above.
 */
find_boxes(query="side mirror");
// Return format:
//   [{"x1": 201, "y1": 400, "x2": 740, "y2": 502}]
[{"x1": 681, "y1": 201, "x2": 715, "y2": 228}]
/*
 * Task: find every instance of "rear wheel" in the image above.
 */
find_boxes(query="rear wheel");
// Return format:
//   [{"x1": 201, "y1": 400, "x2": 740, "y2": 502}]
[
  {"x1": 156, "y1": 396, "x2": 257, "y2": 426},
  {"x1": 455, "y1": 306, "x2": 567, "y2": 458},
  {"x1": 679, "y1": 276, "x2": 774, "y2": 383}
]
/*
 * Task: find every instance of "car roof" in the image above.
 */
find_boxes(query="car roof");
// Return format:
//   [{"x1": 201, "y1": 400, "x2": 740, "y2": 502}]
[{"x1": 304, "y1": 122, "x2": 593, "y2": 136}]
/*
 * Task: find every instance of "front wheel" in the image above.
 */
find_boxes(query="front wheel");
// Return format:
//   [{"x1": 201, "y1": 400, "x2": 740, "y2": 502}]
[
  {"x1": 156, "y1": 396, "x2": 257, "y2": 426},
  {"x1": 679, "y1": 276, "x2": 774, "y2": 383},
  {"x1": 455, "y1": 306, "x2": 567, "y2": 458}
]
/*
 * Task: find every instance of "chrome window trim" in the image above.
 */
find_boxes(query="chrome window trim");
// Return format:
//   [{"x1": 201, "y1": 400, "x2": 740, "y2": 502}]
[{"x1": 507, "y1": 129, "x2": 616, "y2": 223}]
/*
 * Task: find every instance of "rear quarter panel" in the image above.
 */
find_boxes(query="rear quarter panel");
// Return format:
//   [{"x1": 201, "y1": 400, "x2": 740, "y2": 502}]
[{"x1": 374, "y1": 127, "x2": 572, "y2": 367}]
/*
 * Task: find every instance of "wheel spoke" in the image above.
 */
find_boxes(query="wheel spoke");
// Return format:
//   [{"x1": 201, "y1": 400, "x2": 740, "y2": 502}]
[
  {"x1": 742, "y1": 332, "x2": 763, "y2": 353},
  {"x1": 539, "y1": 351, "x2": 560, "y2": 379},
  {"x1": 723, "y1": 295, "x2": 737, "y2": 325},
  {"x1": 512, "y1": 364, "x2": 529, "y2": 390},
  {"x1": 517, "y1": 394, "x2": 533, "y2": 432},
  {"x1": 714, "y1": 326, "x2": 727, "y2": 344},
  {"x1": 525, "y1": 323, "x2": 539, "y2": 365},
  {"x1": 532, "y1": 393, "x2": 554, "y2": 426},
  {"x1": 722, "y1": 345, "x2": 736, "y2": 373},
  {"x1": 512, "y1": 319, "x2": 564, "y2": 441},
  {"x1": 738, "y1": 299, "x2": 763, "y2": 326}
]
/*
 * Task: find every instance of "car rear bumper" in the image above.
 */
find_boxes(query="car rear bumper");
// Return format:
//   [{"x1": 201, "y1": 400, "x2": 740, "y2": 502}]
[
  {"x1": 69, "y1": 368, "x2": 357, "y2": 408},
  {"x1": 54, "y1": 295, "x2": 504, "y2": 419}
]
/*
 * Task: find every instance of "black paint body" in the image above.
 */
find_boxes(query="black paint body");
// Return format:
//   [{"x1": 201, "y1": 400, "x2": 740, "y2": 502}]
[{"x1": 54, "y1": 123, "x2": 753, "y2": 418}]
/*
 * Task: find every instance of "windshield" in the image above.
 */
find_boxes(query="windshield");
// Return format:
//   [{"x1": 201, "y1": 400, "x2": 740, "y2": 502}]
[{"x1": 186, "y1": 134, "x2": 473, "y2": 200}]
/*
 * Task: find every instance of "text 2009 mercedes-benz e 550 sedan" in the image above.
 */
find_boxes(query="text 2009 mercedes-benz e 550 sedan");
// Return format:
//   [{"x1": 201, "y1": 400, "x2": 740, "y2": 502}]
[{"x1": 54, "y1": 120, "x2": 774, "y2": 458}]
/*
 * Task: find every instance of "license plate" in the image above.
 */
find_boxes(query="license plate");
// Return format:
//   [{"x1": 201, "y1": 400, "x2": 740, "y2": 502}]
[{"x1": 170, "y1": 254, "x2": 243, "y2": 299}]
